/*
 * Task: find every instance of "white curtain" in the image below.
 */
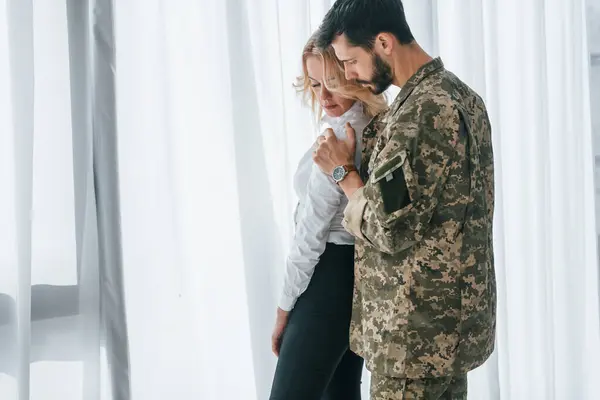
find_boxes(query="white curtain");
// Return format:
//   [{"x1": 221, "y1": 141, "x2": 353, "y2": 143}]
[
  {"x1": 1, "y1": 0, "x2": 127, "y2": 399},
  {"x1": 1, "y1": 0, "x2": 599, "y2": 400}
]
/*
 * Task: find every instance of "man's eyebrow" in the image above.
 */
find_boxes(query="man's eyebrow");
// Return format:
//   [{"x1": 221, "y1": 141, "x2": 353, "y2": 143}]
[{"x1": 339, "y1": 58, "x2": 354, "y2": 63}]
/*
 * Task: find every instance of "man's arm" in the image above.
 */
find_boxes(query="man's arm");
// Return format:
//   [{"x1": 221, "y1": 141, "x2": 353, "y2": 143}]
[
  {"x1": 338, "y1": 170, "x2": 364, "y2": 198},
  {"x1": 342, "y1": 100, "x2": 467, "y2": 255}
]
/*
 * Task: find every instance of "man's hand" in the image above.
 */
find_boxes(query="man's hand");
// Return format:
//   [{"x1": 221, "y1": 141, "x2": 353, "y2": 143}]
[
  {"x1": 313, "y1": 123, "x2": 356, "y2": 175},
  {"x1": 271, "y1": 307, "x2": 290, "y2": 357}
]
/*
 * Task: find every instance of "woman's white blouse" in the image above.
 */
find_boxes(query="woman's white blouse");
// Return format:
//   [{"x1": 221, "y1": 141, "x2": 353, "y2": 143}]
[{"x1": 279, "y1": 102, "x2": 371, "y2": 311}]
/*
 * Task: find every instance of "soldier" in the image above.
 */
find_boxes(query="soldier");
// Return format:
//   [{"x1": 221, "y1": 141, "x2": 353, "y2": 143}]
[{"x1": 312, "y1": 0, "x2": 496, "y2": 399}]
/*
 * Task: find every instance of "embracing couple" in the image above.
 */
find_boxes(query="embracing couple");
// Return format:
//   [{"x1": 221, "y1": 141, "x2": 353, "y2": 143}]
[{"x1": 269, "y1": 1, "x2": 496, "y2": 399}]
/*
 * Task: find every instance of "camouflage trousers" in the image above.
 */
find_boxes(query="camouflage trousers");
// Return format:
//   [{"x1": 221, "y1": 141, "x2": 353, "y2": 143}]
[{"x1": 370, "y1": 373, "x2": 467, "y2": 400}]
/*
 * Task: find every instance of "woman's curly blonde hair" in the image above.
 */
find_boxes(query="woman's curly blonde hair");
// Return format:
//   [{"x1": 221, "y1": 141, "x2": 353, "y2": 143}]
[{"x1": 295, "y1": 33, "x2": 388, "y2": 121}]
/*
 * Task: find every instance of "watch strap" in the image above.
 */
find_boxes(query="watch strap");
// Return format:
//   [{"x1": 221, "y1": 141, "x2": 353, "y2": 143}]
[{"x1": 343, "y1": 164, "x2": 357, "y2": 174}]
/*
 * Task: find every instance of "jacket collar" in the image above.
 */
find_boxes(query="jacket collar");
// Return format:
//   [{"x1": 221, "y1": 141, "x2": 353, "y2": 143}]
[{"x1": 386, "y1": 57, "x2": 445, "y2": 119}]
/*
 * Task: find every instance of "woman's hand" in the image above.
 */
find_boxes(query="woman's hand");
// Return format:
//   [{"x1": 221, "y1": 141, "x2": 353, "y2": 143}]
[{"x1": 271, "y1": 307, "x2": 290, "y2": 357}]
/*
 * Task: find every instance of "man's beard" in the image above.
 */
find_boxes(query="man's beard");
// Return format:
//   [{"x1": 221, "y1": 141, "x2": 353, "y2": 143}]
[{"x1": 357, "y1": 53, "x2": 393, "y2": 95}]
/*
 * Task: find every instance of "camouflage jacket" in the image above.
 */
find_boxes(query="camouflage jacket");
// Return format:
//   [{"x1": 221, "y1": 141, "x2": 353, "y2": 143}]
[{"x1": 342, "y1": 58, "x2": 496, "y2": 379}]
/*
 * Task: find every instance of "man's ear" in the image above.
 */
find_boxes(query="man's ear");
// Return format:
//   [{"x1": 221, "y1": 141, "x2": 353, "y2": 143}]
[{"x1": 375, "y1": 33, "x2": 394, "y2": 56}]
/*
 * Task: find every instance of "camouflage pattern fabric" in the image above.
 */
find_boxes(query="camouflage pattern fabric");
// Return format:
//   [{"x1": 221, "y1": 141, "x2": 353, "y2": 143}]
[
  {"x1": 370, "y1": 373, "x2": 467, "y2": 400},
  {"x1": 343, "y1": 57, "x2": 496, "y2": 379}
]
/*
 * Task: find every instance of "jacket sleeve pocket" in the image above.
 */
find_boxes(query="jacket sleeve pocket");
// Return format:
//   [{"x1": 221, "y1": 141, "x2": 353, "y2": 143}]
[{"x1": 371, "y1": 150, "x2": 415, "y2": 216}]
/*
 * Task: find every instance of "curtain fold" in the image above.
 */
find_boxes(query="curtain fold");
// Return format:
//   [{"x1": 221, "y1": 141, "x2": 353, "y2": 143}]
[
  {"x1": 88, "y1": 0, "x2": 130, "y2": 397},
  {"x1": 65, "y1": 1, "x2": 102, "y2": 399},
  {"x1": 5, "y1": 1, "x2": 34, "y2": 398}
]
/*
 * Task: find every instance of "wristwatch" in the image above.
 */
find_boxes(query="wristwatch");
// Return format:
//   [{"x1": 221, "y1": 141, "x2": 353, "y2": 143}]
[{"x1": 332, "y1": 164, "x2": 357, "y2": 184}]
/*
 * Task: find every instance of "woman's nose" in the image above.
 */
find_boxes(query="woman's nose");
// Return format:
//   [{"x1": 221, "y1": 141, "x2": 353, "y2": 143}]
[{"x1": 320, "y1": 86, "x2": 331, "y2": 101}]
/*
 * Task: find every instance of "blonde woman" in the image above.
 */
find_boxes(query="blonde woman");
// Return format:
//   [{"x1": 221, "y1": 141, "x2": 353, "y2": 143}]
[{"x1": 269, "y1": 33, "x2": 387, "y2": 400}]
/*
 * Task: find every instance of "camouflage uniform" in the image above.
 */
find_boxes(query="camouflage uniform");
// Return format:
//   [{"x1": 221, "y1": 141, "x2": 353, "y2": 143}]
[
  {"x1": 342, "y1": 58, "x2": 495, "y2": 399},
  {"x1": 370, "y1": 373, "x2": 467, "y2": 400}
]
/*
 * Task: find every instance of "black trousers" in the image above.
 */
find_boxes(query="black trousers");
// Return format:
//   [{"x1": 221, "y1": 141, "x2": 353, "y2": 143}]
[{"x1": 269, "y1": 243, "x2": 364, "y2": 400}]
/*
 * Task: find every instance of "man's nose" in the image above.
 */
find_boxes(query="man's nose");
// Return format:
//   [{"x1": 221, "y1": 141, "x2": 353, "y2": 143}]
[{"x1": 344, "y1": 66, "x2": 356, "y2": 80}]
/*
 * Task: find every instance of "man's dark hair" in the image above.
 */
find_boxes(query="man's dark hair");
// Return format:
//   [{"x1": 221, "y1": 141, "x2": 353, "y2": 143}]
[{"x1": 315, "y1": 0, "x2": 414, "y2": 50}]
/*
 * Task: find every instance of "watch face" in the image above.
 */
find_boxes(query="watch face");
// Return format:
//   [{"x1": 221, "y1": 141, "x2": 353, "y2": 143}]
[{"x1": 332, "y1": 166, "x2": 345, "y2": 182}]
